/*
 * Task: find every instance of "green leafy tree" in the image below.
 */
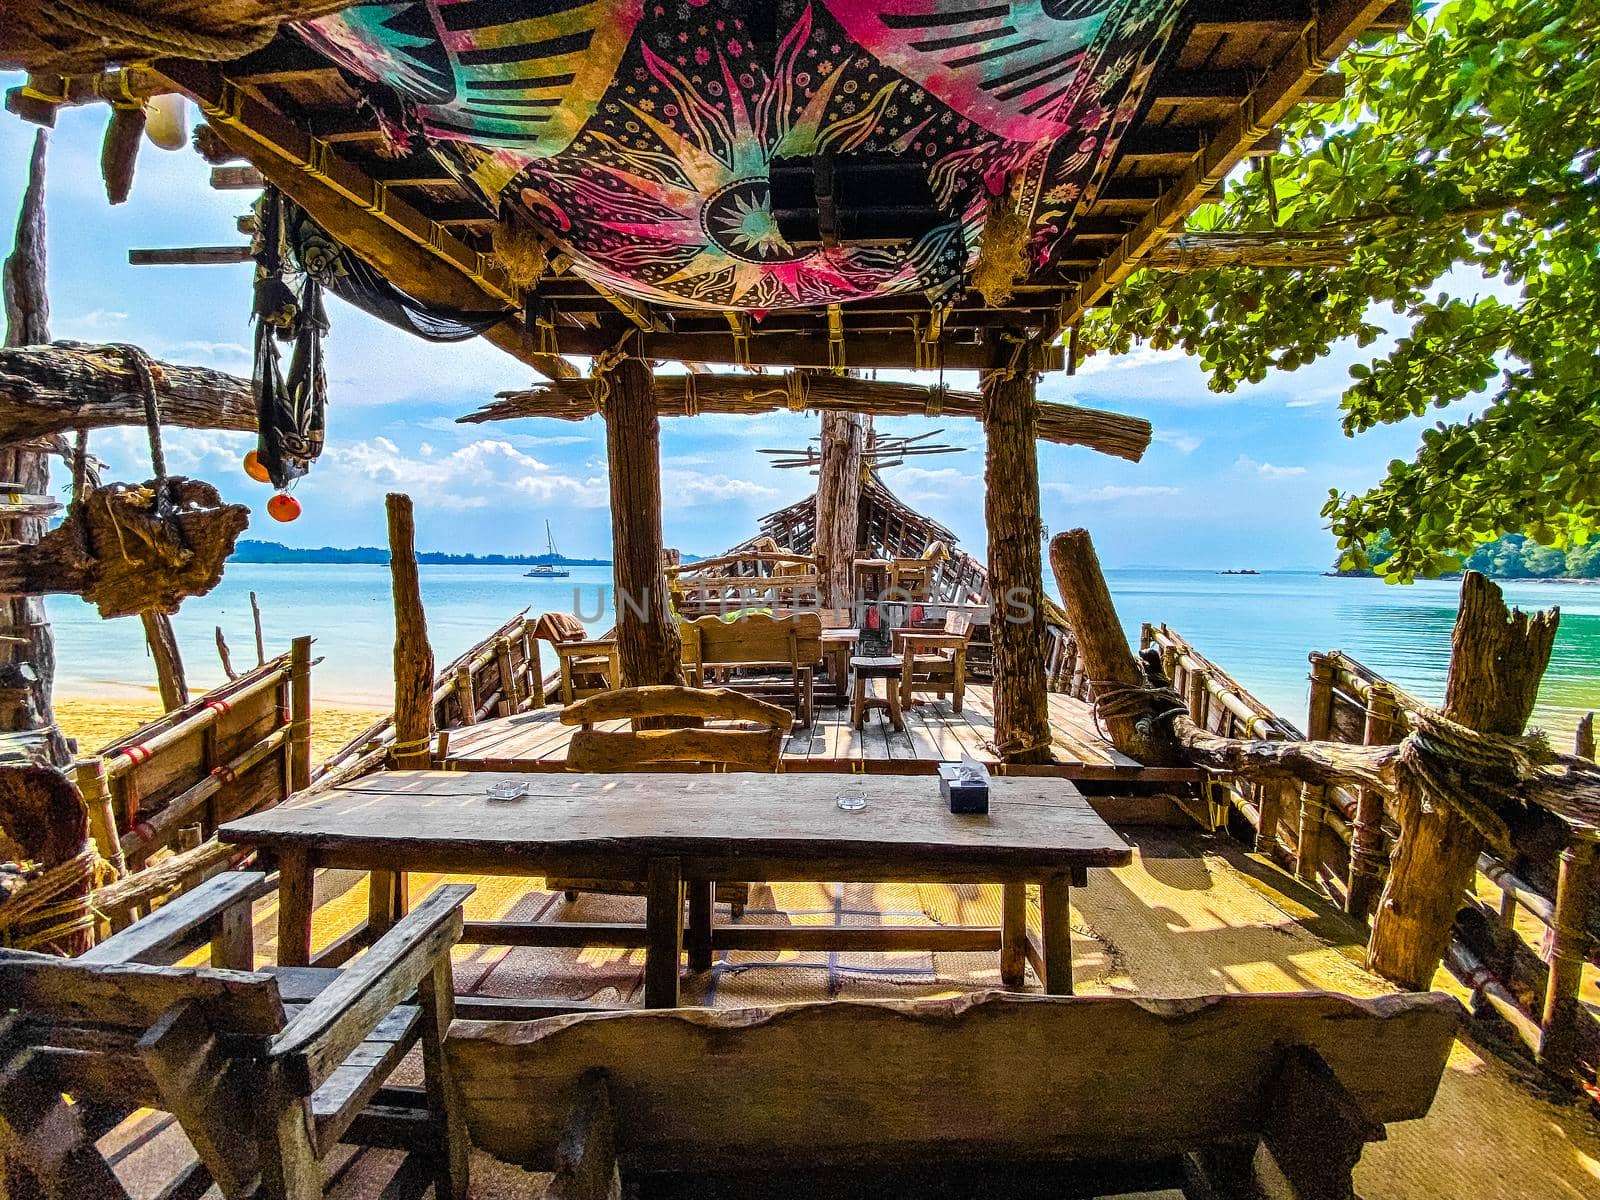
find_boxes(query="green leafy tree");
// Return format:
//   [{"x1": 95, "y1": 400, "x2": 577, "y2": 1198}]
[{"x1": 1084, "y1": 0, "x2": 1600, "y2": 581}]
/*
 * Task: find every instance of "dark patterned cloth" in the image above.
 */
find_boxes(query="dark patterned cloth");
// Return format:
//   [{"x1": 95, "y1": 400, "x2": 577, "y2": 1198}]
[{"x1": 297, "y1": 0, "x2": 1183, "y2": 312}]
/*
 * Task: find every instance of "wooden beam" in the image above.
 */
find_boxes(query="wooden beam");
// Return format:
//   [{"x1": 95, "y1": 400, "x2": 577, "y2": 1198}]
[
  {"x1": 1055, "y1": 0, "x2": 1403, "y2": 331},
  {"x1": 1119, "y1": 127, "x2": 1282, "y2": 160},
  {"x1": 210, "y1": 164, "x2": 266, "y2": 190},
  {"x1": 603, "y1": 356, "x2": 683, "y2": 689},
  {"x1": 130, "y1": 245, "x2": 254, "y2": 266},
  {"x1": 1155, "y1": 70, "x2": 1344, "y2": 105},
  {"x1": 983, "y1": 350, "x2": 1052, "y2": 765},
  {"x1": 1187, "y1": 0, "x2": 1312, "y2": 37},
  {"x1": 0, "y1": 341, "x2": 255, "y2": 439}
]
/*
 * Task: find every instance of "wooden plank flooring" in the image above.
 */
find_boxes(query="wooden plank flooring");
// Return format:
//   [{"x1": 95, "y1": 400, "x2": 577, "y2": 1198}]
[{"x1": 442, "y1": 684, "x2": 1202, "y2": 783}]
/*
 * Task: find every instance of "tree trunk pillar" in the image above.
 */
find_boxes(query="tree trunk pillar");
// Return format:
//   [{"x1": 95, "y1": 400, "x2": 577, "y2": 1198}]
[
  {"x1": 387, "y1": 493, "x2": 435, "y2": 770},
  {"x1": 1, "y1": 129, "x2": 66, "y2": 765},
  {"x1": 815, "y1": 411, "x2": 866, "y2": 610},
  {"x1": 1367, "y1": 572, "x2": 1558, "y2": 989},
  {"x1": 602, "y1": 356, "x2": 682, "y2": 689},
  {"x1": 982, "y1": 365, "x2": 1051, "y2": 764}
]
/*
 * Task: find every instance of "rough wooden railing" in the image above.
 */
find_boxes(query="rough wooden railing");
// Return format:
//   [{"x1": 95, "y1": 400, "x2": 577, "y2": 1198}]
[
  {"x1": 321, "y1": 611, "x2": 548, "y2": 776},
  {"x1": 1146, "y1": 626, "x2": 1599, "y2": 1079},
  {"x1": 79, "y1": 637, "x2": 313, "y2": 933}
]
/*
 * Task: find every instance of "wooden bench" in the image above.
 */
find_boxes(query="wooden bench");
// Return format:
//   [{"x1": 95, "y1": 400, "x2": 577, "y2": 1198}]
[
  {"x1": 0, "y1": 872, "x2": 474, "y2": 1200},
  {"x1": 447, "y1": 989, "x2": 1461, "y2": 1199},
  {"x1": 680, "y1": 613, "x2": 824, "y2": 727}
]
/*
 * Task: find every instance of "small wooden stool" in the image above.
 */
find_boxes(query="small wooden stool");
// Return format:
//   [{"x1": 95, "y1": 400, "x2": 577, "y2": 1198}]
[{"x1": 851, "y1": 655, "x2": 904, "y2": 731}]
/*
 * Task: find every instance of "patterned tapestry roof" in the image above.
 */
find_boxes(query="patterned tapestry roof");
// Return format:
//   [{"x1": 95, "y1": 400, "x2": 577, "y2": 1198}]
[{"x1": 295, "y1": 0, "x2": 1183, "y2": 311}]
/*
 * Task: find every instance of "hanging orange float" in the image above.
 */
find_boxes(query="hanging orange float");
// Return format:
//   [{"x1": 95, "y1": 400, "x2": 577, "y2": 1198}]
[
  {"x1": 242, "y1": 450, "x2": 271, "y2": 483},
  {"x1": 266, "y1": 492, "x2": 301, "y2": 522}
]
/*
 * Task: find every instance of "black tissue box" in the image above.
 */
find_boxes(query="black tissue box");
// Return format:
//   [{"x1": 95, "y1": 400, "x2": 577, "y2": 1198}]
[{"x1": 938, "y1": 762, "x2": 990, "y2": 814}]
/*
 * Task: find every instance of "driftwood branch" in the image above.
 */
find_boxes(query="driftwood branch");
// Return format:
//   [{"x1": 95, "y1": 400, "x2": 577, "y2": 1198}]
[
  {"x1": 466, "y1": 371, "x2": 1153, "y2": 462},
  {"x1": 0, "y1": 341, "x2": 256, "y2": 441}
]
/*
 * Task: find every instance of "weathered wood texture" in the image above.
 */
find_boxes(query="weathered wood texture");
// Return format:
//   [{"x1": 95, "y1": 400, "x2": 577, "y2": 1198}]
[
  {"x1": 0, "y1": 1, "x2": 365, "y2": 73},
  {"x1": 983, "y1": 366, "x2": 1051, "y2": 764},
  {"x1": 140, "y1": 610, "x2": 190, "y2": 712},
  {"x1": 0, "y1": 341, "x2": 255, "y2": 441},
  {"x1": 386, "y1": 494, "x2": 434, "y2": 770},
  {"x1": 814, "y1": 411, "x2": 865, "y2": 607},
  {"x1": 1368, "y1": 574, "x2": 1559, "y2": 990},
  {"x1": 446, "y1": 990, "x2": 1461, "y2": 1174},
  {"x1": 470, "y1": 372, "x2": 1152, "y2": 461},
  {"x1": 602, "y1": 357, "x2": 682, "y2": 690},
  {"x1": 1, "y1": 129, "x2": 64, "y2": 764},
  {"x1": 562, "y1": 686, "x2": 787, "y2": 773}
]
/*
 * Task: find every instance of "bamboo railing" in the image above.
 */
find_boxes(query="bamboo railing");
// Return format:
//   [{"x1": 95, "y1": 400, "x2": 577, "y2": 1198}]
[
  {"x1": 1144, "y1": 624, "x2": 1600, "y2": 1078},
  {"x1": 78, "y1": 636, "x2": 313, "y2": 932}
]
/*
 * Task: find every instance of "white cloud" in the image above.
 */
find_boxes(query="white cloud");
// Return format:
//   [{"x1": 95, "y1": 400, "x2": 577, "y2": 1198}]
[
  {"x1": 55, "y1": 308, "x2": 128, "y2": 337},
  {"x1": 882, "y1": 465, "x2": 979, "y2": 502},
  {"x1": 1045, "y1": 483, "x2": 1182, "y2": 503},
  {"x1": 409, "y1": 416, "x2": 591, "y2": 448},
  {"x1": 1153, "y1": 430, "x2": 1201, "y2": 454},
  {"x1": 1235, "y1": 454, "x2": 1308, "y2": 479},
  {"x1": 660, "y1": 469, "x2": 777, "y2": 506},
  {"x1": 1072, "y1": 344, "x2": 1186, "y2": 377},
  {"x1": 323, "y1": 437, "x2": 609, "y2": 511}
]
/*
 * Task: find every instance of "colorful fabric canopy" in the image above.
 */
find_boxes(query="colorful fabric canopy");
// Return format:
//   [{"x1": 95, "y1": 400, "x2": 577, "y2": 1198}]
[{"x1": 299, "y1": 0, "x2": 1182, "y2": 311}]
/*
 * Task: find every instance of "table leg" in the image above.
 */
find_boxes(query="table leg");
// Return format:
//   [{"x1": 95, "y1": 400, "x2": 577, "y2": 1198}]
[
  {"x1": 368, "y1": 869, "x2": 408, "y2": 941},
  {"x1": 886, "y1": 675, "x2": 904, "y2": 732},
  {"x1": 687, "y1": 879, "x2": 714, "y2": 972},
  {"x1": 1039, "y1": 873, "x2": 1073, "y2": 996},
  {"x1": 644, "y1": 856, "x2": 685, "y2": 1008},
  {"x1": 1000, "y1": 883, "x2": 1027, "y2": 988},
  {"x1": 276, "y1": 846, "x2": 314, "y2": 968}
]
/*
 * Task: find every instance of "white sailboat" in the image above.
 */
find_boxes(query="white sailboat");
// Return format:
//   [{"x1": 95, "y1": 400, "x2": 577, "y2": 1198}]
[{"x1": 525, "y1": 520, "x2": 571, "y2": 578}]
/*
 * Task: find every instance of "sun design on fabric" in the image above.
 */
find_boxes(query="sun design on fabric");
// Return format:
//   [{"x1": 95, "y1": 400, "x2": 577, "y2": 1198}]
[{"x1": 517, "y1": 4, "x2": 960, "y2": 309}]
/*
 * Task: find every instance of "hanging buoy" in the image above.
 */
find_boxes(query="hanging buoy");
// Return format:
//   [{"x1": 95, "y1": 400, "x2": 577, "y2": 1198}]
[
  {"x1": 267, "y1": 493, "x2": 301, "y2": 522},
  {"x1": 243, "y1": 450, "x2": 271, "y2": 483}
]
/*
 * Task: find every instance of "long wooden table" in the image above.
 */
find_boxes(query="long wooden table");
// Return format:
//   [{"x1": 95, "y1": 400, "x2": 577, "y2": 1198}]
[{"x1": 220, "y1": 770, "x2": 1131, "y2": 1007}]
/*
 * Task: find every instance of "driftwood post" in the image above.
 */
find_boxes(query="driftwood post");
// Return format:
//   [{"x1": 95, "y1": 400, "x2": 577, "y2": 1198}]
[
  {"x1": 602, "y1": 355, "x2": 682, "y2": 689},
  {"x1": 815, "y1": 411, "x2": 866, "y2": 609},
  {"x1": 387, "y1": 493, "x2": 434, "y2": 770},
  {"x1": 140, "y1": 610, "x2": 190, "y2": 711},
  {"x1": 288, "y1": 634, "x2": 312, "y2": 791},
  {"x1": 1, "y1": 129, "x2": 67, "y2": 765},
  {"x1": 1347, "y1": 683, "x2": 1399, "y2": 920},
  {"x1": 982, "y1": 360, "x2": 1051, "y2": 764},
  {"x1": 1367, "y1": 573, "x2": 1558, "y2": 989}
]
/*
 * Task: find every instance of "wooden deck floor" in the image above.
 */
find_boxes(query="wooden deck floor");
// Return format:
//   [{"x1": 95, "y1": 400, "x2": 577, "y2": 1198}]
[{"x1": 443, "y1": 684, "x2": 1202, "y2": 783}]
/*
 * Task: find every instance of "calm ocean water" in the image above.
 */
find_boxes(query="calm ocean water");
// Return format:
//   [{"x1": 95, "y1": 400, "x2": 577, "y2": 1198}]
[{"x1": 44, "y1": 565, "x2": 1600, "y2": 741}]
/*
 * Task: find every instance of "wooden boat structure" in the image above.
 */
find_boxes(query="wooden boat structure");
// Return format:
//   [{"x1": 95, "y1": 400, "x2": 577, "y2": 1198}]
[{"x1": 3, "y1": 3, "x2": 1600, "y2": 1196}]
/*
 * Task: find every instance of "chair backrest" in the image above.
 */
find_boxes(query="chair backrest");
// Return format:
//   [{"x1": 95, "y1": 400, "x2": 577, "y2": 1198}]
[
  {"x1": 560, "y1": 685, "x2": 789, "y2": 772},
  {"x1": 447, "y1": 990, "x2": 1461, "y2": 1176},
  {"x1": 531, "y1": 611, "x2": 588, "y2": 644},
  {"x1": 0, "y1": 949, "x2": 286, "y2": 1108},
  {"x1": 943, "y1": 610, "x2": 973, "y2": 638},
  {"x1": 680, "y1": 613, "x2": 824, "y2": 670}
]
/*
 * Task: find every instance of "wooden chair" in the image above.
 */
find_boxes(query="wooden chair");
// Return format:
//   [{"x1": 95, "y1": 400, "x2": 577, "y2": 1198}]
[
  {"x1": 0, "y1": 872, "x2": 474, "y2": 1200},
  {"x1": 892, "y1": 610, "x2": 972, "y2": 713},
  {"x1": 887, "y1": 539, "x2": 948, "y2": 604},
  {"x1": 680, "y1": 612, "x2": 824, "y2": 727},
  {"x1": 553, "y1": 638, "x2": 620, "y2": 705},
  {"x1": 552, "y1": 685, "x2": 791, "y2": 915},
  {"x1": 447, "y1": 990, "x2": 1462, "y2": 1200}
]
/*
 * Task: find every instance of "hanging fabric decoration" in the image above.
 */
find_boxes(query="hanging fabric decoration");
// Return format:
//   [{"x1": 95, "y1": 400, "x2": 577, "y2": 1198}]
[{"x1": 249, "y1": 188, "x2": 508, "y2": 488}]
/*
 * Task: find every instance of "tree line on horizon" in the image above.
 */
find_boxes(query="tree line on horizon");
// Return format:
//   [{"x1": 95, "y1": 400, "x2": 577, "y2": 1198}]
[{"x1": 1340, "y1": 532, "x2": 1600, "y2": 580}]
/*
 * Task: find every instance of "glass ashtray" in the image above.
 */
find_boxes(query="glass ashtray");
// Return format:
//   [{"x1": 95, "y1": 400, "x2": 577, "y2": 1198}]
[{"x1": 485, "y1": 780, "x2": 529, "y2": 802}]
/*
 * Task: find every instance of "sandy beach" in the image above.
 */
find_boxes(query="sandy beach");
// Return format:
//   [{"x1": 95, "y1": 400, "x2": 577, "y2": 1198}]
[{"x1": 54, "y1": 696, "x2": 389, "y2": 768}]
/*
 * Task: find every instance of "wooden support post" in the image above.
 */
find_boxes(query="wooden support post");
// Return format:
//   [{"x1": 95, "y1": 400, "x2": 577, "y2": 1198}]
[
  {"x1": 526, "y1": 629, "x2": 546, "y2": 710},
  {"x1": 1, "y1": 130, "x2": 68, "y2": 765},
  {"x1": 1048, "y1": 529, "x2": 1167, "y2": 763},
  {"x1": 1305, "y1": 654, "x2": 1335, "y2": 740},
  {"x1": 1576, "y1": 713, "x2": 1595, "y2": 762},
  {"x1": 1000, "y1": 882, "x2": 1027, "y2": 988},
  {"x1": 75, "y1": 756, "x2": 124, "y2": 877},
  {"x1": 1537, "y1": 838, "x2": 1599, "y2": 1074},
  {"x1": 140, "y1": 610, "x2": 189, "y2": 711},
  {"x1": 982, "y1": 361, "x2": 1051, "y2": 764},
  {"x1": 387, "y1": 494, "x2": 435, "y2": 770},
  {"x1": 644, "y1": 855, "x2": 684, "y2": 1008},
  {"x1": 602, "y1": 355, "x2": 683, "y2": 689},
  {"x1": 1347, "y1": 683, "x2": 1398, "y2": 920},
  {"x1": 1368, "y1": 573, "x2": 1558, "y2": 990},
  {"x1": 288, "y1": 635, "x2": 311, "y2": 792},
  {"x1": 1294, "y1": 783, "x2": 1328, "y2": 889},
  {"x1": 1038, "y1": 873, "x2": 1074, "y2": 995},
  {"x1": 815, "y1": 410, "x2": 866, "y2": 609},
  {"x1": 1186, "y1": 666, "x2": 1209, "y2": 729},
  {"x1": 454, "y1": 664, "x2": 477, "y2": 726},
  {"x1": 496, "y1": 636, "x2": 519, "y2": 716},
  {"x1": 1254, "y1": 781, "x2": 1286, "y2": 859}
]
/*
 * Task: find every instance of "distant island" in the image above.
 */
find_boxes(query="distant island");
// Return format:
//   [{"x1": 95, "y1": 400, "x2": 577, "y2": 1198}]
[
  {"x1": 1334, "y1": 533, "x2": 1600, "y2": 581},
  {"x1": 229, "y1": 539, "x2": 612, "y2": 567}
]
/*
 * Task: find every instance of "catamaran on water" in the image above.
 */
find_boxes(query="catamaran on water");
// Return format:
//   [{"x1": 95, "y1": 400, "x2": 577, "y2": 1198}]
[{"x1": 524, "y1": 519, "x2": 570, "y2": 579}]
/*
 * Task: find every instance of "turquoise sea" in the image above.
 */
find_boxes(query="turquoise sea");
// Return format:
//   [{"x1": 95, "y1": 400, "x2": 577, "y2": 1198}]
[{"x1": 44, "y1": 565, "x2": 1600, "y2": 742}]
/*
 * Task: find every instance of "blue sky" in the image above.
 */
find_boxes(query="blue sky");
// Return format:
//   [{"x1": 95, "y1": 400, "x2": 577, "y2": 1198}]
[{"x1": 0, "y1": 85, "x2": 1442, "y2": 568}]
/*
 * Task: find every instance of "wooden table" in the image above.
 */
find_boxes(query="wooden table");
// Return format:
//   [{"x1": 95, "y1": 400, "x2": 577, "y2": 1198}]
[
  {"x1": 819, "y1": 626, "x2": 860, "y2": 705},
  {"x1": 221, "y1": 770, "x2": 1131, "y2": 1008}
]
